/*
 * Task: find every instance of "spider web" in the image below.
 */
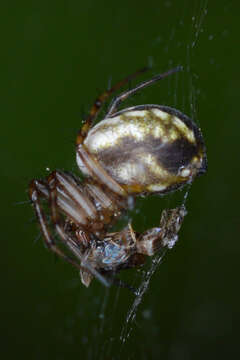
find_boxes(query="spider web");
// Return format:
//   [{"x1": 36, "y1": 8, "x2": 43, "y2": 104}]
[
  {"x1": 119, "y1": 191, "x2": 189, "y2": 346},
  {"x1": 80, "y1": 1, "x2": 209, "y2": 358}
]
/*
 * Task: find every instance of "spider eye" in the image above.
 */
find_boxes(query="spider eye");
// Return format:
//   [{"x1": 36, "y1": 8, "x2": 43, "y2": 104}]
[{"x1": 83, "y1": 107, "x2": 207, "y2": 194}]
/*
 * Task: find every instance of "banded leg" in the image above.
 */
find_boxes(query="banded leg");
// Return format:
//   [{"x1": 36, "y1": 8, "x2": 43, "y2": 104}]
[
  {"x1": 76, "y1": 67, "x2": 148, "y2": 145},
  {"x1": 29, "y1": 179, "x2": 83, "y2": 270},
  {"x1": 76, "y1": 145, "x2": 127, "y2": 196},
  {"x1": 47, "y1": 172, "x2": 111, "y2": 287},
  {"x1": 51, "y1": 171, "x2": 97, "y2": 226},
  {"x1": 136, "y1": 206, "x2": 187, "y2": 256},
  {"x1": 29, "y1": 175, "x2": 105, "y2": 280},
  {"x1": 106, "y1": 66, "x2": 182, "y2": 117}
]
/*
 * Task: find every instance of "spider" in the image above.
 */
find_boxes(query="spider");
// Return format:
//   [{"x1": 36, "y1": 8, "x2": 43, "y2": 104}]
[{"x1": 29, "y1": 66, "x2": 207, "y2": 290}]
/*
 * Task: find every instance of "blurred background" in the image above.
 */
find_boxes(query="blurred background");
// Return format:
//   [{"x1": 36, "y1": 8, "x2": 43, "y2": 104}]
[{"x1": 2, "y1": 0, "x2": 239, "y2": 359}]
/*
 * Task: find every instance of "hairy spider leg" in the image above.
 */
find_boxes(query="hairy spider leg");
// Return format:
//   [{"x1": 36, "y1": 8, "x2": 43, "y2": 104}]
[
  {"x1": 29, "y1": 179, "x2": 83, "y2": 270},
  {"x1": 29, "y1": 175, "x2": 110, "y2": 286},
  {"x1": 76, "y1": 67, "x2": 148, "y2": 145},
  {"x1": 106, "y1": 66, "x2": 183, "y2": 117},
  {"x1": 47, "y1": 171, "x2": 111, "y2": 287},
  {"x1": 50, "y1": 171, "x2": 98, "y2": 224}
]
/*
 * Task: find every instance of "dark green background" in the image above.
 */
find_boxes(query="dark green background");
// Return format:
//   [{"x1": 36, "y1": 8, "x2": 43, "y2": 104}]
[{"x1": 2, "y1": 1, "x2": 239, "y2": 359}]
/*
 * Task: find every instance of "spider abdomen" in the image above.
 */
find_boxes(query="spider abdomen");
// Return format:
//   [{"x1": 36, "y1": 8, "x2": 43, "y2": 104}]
[{"x1": 82, "y1": 105, "x2": 207, "y2": 194}]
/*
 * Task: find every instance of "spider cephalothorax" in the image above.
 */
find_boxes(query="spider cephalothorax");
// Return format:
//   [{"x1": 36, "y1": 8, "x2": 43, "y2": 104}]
[{"x1": 29, "y1": 67, "x2": 207, "y2": 289}]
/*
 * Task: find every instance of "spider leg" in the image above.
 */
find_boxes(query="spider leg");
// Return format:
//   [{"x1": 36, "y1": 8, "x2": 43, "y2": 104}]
[
  {"x1": 136, "y1": 205, "x2": 187, "y2": 256},
  {"x1": 51, "y1": 170, "x2": 97, "y2": 225},
  {"x1": 76, "y1": 67, "x2": 148, "y2": 145},
  {"x1": 76, "y1": 145, "x2": 127, "y2": 196},
  {"x1": 47, "y1": 172, "x2": 111, "y2": 287},
  {"x1": 105, "y1": 66, "x2": 183, "y2": 117},
  {"x1": 29, "y1": 179, "x2": 83, "y2": 270},
  {"x1": 127, "y1": 223, "x2": 137, "y2": 244}
]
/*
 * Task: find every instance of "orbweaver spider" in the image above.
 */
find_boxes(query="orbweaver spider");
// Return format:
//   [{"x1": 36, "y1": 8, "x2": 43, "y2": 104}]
[{"x1": 29, "y1": 66, "x2": 207, "y2": 289}]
